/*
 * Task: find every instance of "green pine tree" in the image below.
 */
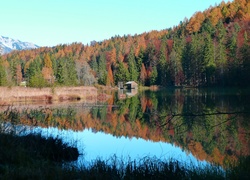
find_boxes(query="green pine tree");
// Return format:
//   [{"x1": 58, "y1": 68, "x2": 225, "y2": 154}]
[
  {"x1": 157, "y1": 41, "x2": 168, "y2": 86},
  {"x1": 56, "y1": 59, "x2": 65, "y2": 85},
  {"x1": 203, "y1": 33, "x2": 216, "y2": 85},
  {"x1": 65, "y1": 57, "x2": 78, "y2": 85},
  {"x1": 29, "y1": 71, "x2": 46, "y2": 88},
  {"x1": 0, "y1": 59, "x2": 7, "y2": 86},
  {"x1": 215, "y1": 20, "x2": 227, "y2": 85},
  {"x1": 182, "y1": 40, "x2": 192, "y2": 85},
  {"x1": 114, "y1": 61, "x2": 129, "y2": 83},
  {"x1": 136, "y1": 47, "x2": 144, "y2": 73},
  {"x1": 97, "y1": 53, "x2": 107, "y2": 85},
  {"x1": 26, "y1": 57, "x2": 44, "y2": 87},
  {"x1": 90, "y1": 55, "x2": 98, "y2": 73},
  {"x1": 127, "y1": 47, "x2": 139, "y2": 81},
  {"x1": 240, "y1": 31, "x2": 250, "y2": 85},
  {"x1": 150, "y1": 66, "x2": 158, "y2": 85}
]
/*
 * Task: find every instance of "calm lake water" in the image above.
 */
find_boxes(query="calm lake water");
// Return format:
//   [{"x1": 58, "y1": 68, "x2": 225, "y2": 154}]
[{"x1": 1, "y1": 88, "x2": 250, "y2": 169}]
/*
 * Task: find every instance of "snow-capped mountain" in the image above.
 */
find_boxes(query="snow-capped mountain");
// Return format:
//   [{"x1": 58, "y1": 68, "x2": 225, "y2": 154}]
[{"x1": 0, "y1": 35, "x2": 39, "y2": 55}]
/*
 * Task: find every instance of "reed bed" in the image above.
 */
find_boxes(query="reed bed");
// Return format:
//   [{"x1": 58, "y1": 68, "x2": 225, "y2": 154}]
[
  {"x1": 0, "y1": 86, "x2": 98, "y2": 104},
  {"x1": 0, "y1": 132, "x2": 228, "y2": 180}
]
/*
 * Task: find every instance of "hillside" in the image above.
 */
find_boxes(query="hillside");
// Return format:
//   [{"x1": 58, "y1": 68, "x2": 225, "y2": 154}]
[{"x1": 0, "y1": 0, "x2": 250, "y2": 87}]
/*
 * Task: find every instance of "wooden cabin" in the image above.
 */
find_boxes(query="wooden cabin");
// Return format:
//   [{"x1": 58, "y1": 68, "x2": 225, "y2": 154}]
[{"x1": 125, "y1": 81, "x2": 138, "y2": 89}]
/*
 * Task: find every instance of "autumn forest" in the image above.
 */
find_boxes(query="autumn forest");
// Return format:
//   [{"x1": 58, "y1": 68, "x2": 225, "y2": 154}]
[{"x1": 1, "y1": 0, "x2": 250, "y2": 88}]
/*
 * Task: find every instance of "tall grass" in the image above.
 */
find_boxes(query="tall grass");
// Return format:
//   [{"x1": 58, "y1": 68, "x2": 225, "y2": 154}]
[
  {"x1": 0, "y1": 86, "x2": 98, "y2": 103},
  {"x1": 75, "y1": 156, "x2": 226, "y2": 180},
  {"x1": 0, "y1": 133, "x2": 79, "y2": 179}
]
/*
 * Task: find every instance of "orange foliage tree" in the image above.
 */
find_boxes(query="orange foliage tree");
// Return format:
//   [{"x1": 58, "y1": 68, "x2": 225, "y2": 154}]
[{"x1": 42, "y1": 53, "x2": 54, "y2": 84}]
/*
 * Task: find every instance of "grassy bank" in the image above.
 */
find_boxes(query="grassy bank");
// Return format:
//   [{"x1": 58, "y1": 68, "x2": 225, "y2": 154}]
[
  {"x1": 0, "y1": 133, "x2": 79, "y2": 179},
  {"x1": 0, "y1": 86, "x2": 98, "y2": 105},
  {"x1": 0, "y1": 132, "x2": 249, "y2": 179}
]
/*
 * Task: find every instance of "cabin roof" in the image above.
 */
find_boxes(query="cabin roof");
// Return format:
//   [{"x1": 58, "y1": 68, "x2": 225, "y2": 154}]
[{"x1": 125, "y1": 81, "x2": 138, "y2": 85}]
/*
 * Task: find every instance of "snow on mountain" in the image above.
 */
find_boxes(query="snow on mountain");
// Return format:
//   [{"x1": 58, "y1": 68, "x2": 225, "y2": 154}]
[{"x1": 0, "y1": 35, "x2": 39, "y2": 55}]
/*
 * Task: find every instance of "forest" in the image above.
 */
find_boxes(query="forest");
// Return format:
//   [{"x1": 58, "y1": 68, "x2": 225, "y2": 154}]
[{"x1": 0, "y1": 0, "x2": 250, "y2": 88}]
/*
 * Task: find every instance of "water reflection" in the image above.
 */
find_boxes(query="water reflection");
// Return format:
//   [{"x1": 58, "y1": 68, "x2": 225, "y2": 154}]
[
  {"x1": 0, "y1": 88, "x2": 249, "y2": 168},
  {"x1": 32, "y1": 126, "x2": 209, "y2": 168},
  {"x1": 118, "y1": 89, "x2": 138, "y2": 99}
]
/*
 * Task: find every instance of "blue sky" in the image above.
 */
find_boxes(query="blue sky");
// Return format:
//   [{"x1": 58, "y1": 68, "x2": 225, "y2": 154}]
[{"x1": 1, "y1": 0, "x2": 226, "y2": 47}]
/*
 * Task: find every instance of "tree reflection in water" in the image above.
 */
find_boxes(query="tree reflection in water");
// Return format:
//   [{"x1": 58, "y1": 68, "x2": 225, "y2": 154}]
[{"x1": 0, "y1": 88, "x2": 249, "y2": 169}]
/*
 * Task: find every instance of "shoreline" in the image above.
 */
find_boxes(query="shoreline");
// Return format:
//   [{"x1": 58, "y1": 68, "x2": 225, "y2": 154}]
[{"x1": 0, "y1": 86, "x2": 110, "y2": 106}]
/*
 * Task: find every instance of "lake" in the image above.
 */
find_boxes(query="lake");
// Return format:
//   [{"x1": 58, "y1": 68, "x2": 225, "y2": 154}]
[{"x1": 1, "y1": 88, "x2": 249, "y2": 170}]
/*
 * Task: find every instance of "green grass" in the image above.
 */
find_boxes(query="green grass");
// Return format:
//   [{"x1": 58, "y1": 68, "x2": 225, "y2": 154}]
[{"x1": 0, "y1": 132, "x2": 249, "y2": 179}]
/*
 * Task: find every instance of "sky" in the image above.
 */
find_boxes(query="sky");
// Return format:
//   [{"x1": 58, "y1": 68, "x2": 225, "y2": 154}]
[{"x1": 1, "y1": 0, "x2": 226, "y2": 47}]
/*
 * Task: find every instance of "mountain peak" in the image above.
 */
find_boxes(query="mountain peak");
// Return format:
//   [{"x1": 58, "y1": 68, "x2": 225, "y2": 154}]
[{"x1": 0, "y1": 35, "x2": 39, "y2": 55}]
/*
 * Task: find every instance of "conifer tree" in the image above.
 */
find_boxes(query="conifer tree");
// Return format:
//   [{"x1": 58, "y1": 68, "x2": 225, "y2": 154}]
[
  {"x1": 139, "y1": 63, "x2": 147, "y2": 85},
  {"x1": 65, "y1": 57, "x2": 78, "y2": 85},
  {"x1": 182, "y1": 40, "x2": 192, "y2": 85},
  {"x1": 56, "y1": 59, "x2": 65, "y2": 85},
  {"x1": 145, "y1": 42, "x2": 157, "y2": 68},
  {"x1": 190, "y1": 33, "x2": 203, "y2": 86},
  {"x1": 29, "y1": 71, "x2": 46, "y2": 88},
  {"x1": 90, "y1": 55, "x2": 98, "y2": 73},
  {"x1": 127, "y1": 47, "x2": 139, "y2": 81},
  {"x1": 97, "y1": 53, "x2": 107, "y2": 85},
  {"x1": 136, "y1": 47, "x2": 144, "y2": 73},
  {"x1": 227, "y1": 24, "x2": 240, "y2": 85},
  {"x1": 240, "y1": 31, "x2": 250, "y2": 85},
  {"x1": 26, "y1": 57, "x2": 44, "y2": 87},
  {"x1": 170, "y1": 37, "x2": 185, "y2": 86},
  {"x1": 157, "y1": 41, "x2": 168, "y2": 86},
  {"x1": 215, "y1": 20, "x2": 227, "y2": 85},
  {"x1": 203, "y1": 33, "x2": 216, "y2": 85},
  {"x1": 9, "y1": 58, "x2": 22, "y2": 85},
  {"x1": 114, "y1": 61, "x2": 129, "y2": 83},
  {"x1": 0, "y1": 58, "x2": 7, "y2": 86},
  {"x1": 150, "y1": 66, "x2": 158, "y2": 85}
]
